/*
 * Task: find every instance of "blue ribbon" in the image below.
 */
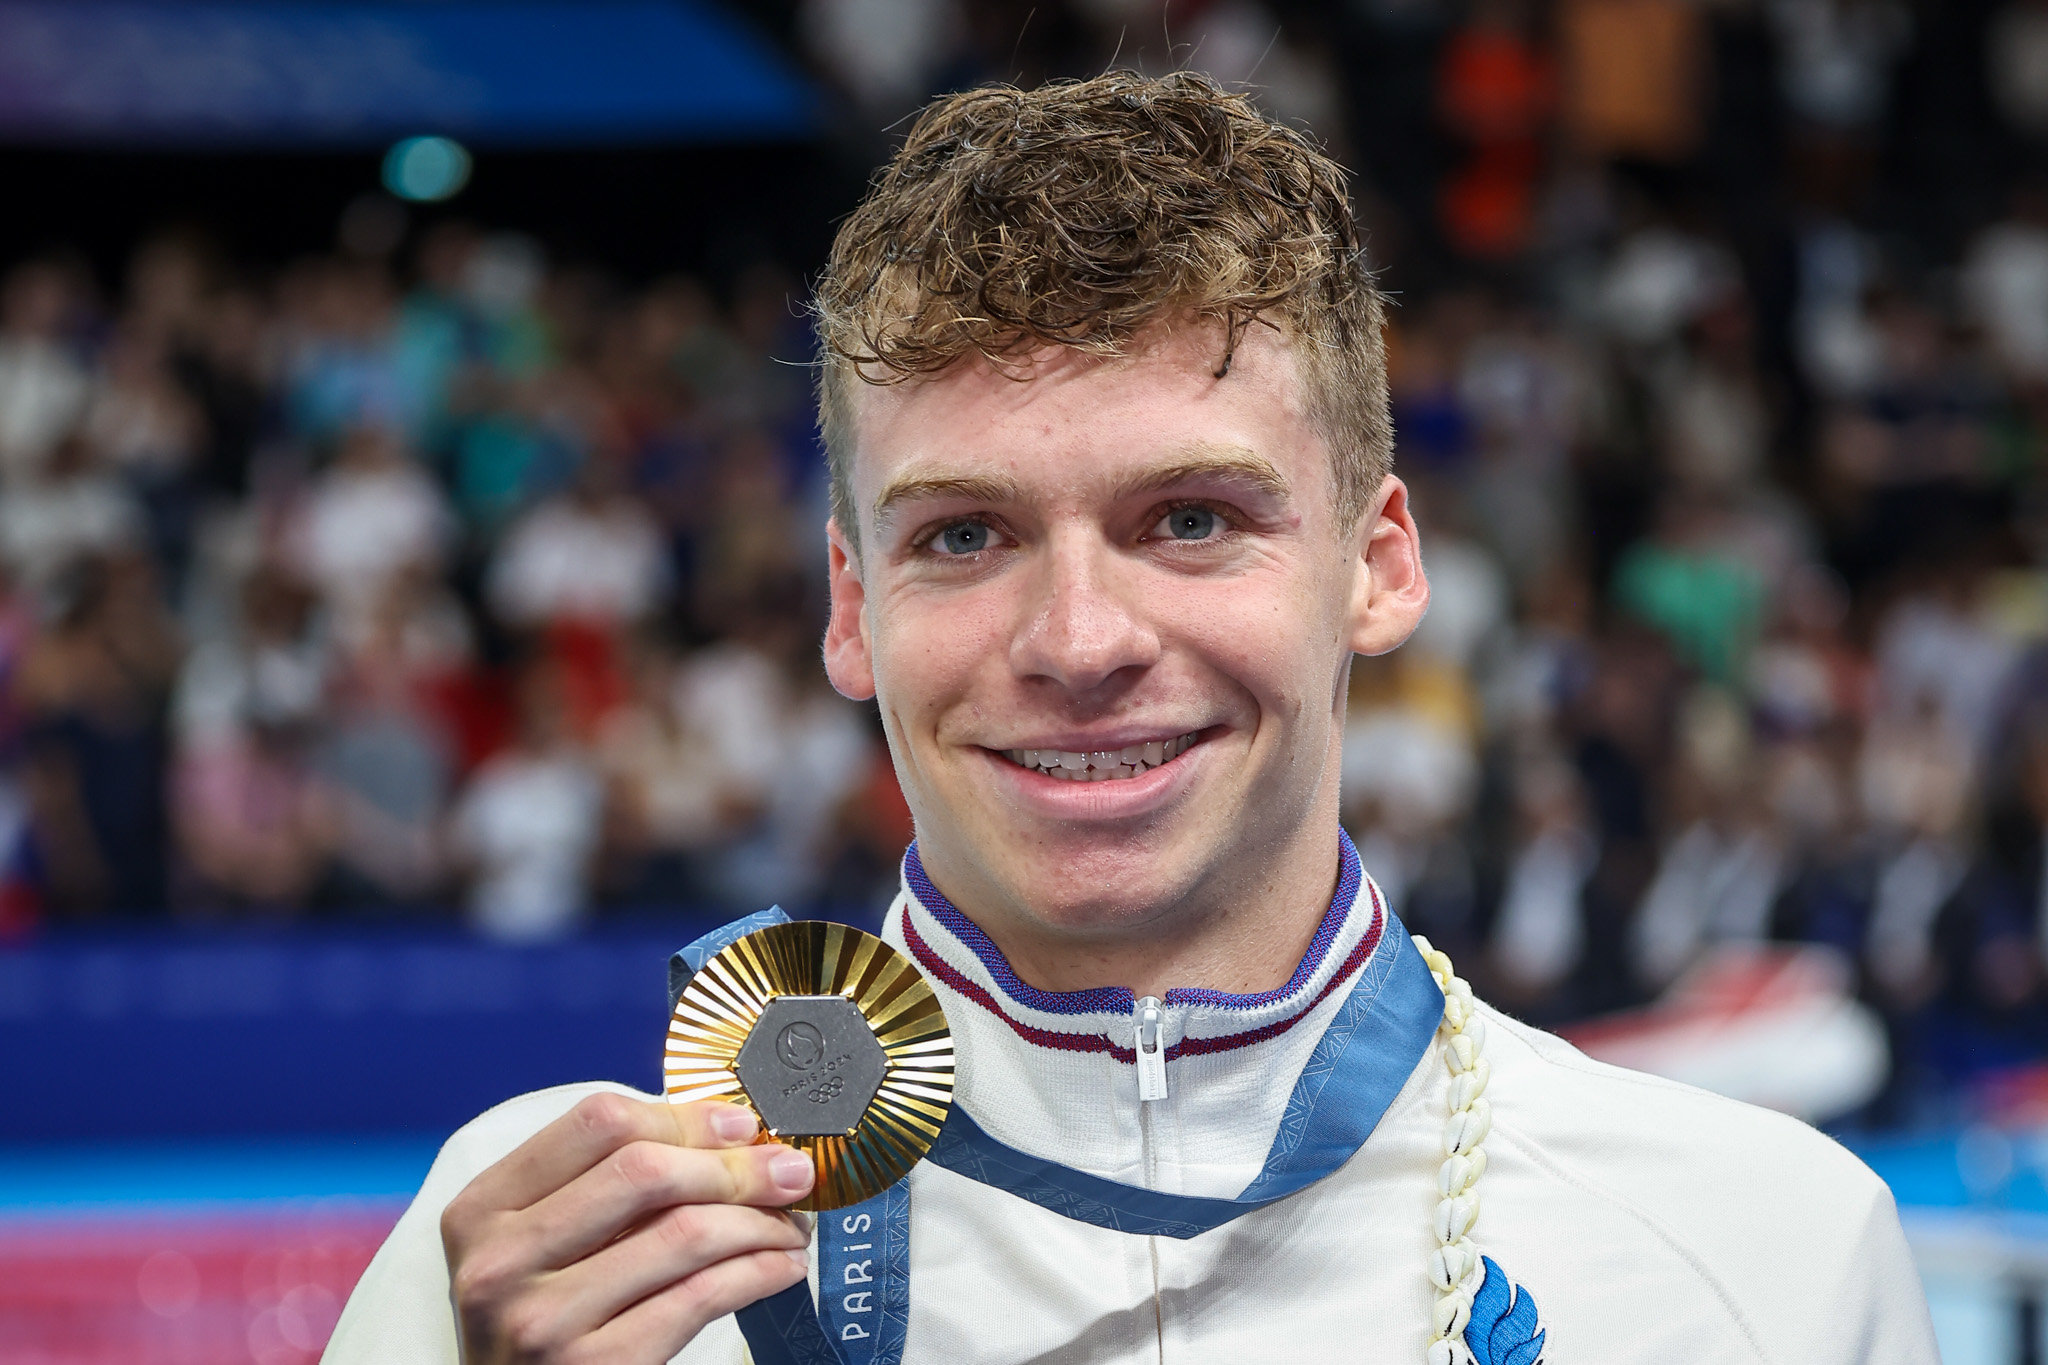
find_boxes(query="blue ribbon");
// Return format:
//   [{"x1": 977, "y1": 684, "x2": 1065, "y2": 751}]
[
  {"x1": 675, "y1": 904, "x2": 1444, "y2": 1364},
  {"x1": 667, "y1": 905, "x2": 792, "y2": 1011},
  {"x1": 817, "y1": 1181, "x2": 913, "y2": 1362}
]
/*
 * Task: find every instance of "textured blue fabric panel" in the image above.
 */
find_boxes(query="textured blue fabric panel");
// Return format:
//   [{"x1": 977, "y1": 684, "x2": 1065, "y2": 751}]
[
  {"x1": 1240, "y1": 914, "x2": 1440, "y2": 1199},
  {"x1": 924, "y1": 917, "x2": 1443, "y2": 1237},
  {"x1": 924, "y1": 1106, "x2": 1229, "y2": 1237},
  {"x1": 741, "y1": 1176, "x2": 913, "y2": 1365},
  {"x1": 667, "y1": 906, "x2": 790, "y2": 1011},
  {"x1": 819, "y1": 1182, "x2": 912, "y2": 1363},
  {"x1": 736, "y1": 1283, "x2": 844, "y2": 1365}
]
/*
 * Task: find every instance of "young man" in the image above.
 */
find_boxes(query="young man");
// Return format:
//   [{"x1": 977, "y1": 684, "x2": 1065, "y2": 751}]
[{"x1": 325, "y1": 73, "x2": 1937, "y2": 1364}]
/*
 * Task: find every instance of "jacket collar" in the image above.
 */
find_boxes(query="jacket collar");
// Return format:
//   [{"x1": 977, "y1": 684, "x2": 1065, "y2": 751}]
[
  {"x1": 883, "y1": 830, "x2": 1390, "y2": 1193},
  {"x1": 893, "y1": 828, "x2": 1380, "y2": 1056}
]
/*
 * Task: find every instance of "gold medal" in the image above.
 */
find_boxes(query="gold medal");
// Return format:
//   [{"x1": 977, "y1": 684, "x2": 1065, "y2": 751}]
[{"x1": 663, "y1": 920, "x2": 955, "y2": 1211}]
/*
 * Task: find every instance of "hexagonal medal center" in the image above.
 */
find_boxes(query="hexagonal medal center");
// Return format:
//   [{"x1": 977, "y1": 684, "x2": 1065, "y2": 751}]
[{"x1": 735, "y1": 995, "x2": 889, "y2": 1137}]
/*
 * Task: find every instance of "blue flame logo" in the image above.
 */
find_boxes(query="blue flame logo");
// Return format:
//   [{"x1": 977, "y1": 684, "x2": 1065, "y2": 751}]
[{"x1": 1464, "y1": 1256, "x2": 1546, "y2": 1365}]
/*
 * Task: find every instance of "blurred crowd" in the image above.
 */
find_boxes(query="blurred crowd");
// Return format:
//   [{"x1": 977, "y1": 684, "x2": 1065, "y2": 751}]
[
  {"x1": 0, "y1": 229, "x2": 912, "y2": 942},
  {"x1": 0, "y1": 0, "x2": 2045, "y2": 1122},
  {"x1": 796, "y1": 0, "x2": 2048, "y2": 1121}
]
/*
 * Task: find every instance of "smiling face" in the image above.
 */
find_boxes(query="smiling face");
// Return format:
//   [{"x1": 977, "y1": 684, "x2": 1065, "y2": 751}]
[{"x1": 823, "y1": 322, "x2": 1427, "y2": 983}]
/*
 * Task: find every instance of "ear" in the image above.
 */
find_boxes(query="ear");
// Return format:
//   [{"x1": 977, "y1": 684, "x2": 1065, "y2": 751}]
[
  {"x1": 822, "y1": 518, "x2": 877, "y2": 701},
  {"x1": 1346, "y1": 475, "x2": 1430, "y2": 657}
]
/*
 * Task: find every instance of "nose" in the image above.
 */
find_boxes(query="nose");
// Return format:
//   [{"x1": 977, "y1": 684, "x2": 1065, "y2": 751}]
[{"x1": 1009, "y1": 534, "x2": 1161, "y2": 693}]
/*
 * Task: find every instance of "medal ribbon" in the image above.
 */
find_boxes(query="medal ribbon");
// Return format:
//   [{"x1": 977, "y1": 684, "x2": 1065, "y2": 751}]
[{"x1": 674, "y1": 906, "x2": 1443, "y2": 1364}]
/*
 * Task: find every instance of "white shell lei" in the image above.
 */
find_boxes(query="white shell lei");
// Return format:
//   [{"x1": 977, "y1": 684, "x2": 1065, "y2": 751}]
[{"x1": 1414, "y1": 935, "x2": 1491, "y2": 1365}]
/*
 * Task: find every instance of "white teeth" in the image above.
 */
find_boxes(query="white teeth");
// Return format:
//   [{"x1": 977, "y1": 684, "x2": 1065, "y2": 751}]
[{"x1": 1004, "y1": 732, "x2": 1201, "y2": 781}]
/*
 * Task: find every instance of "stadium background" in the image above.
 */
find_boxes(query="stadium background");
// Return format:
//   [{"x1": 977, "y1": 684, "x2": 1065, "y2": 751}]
[{"x1": 1, "y1": 0, "x2": 2046, "y2": 1360}]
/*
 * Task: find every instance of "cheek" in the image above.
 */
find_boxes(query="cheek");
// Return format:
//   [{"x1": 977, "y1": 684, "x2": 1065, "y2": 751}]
[
  {"x1": 1166, "y1": 565, "x2": 1342, "y2": 701},
  {"x1": 870, "y1": 582, "x2": 1017, "y2": 721},
  {"x1": 1180, "y1": 623, "x2": 1319, "y2": 726}
]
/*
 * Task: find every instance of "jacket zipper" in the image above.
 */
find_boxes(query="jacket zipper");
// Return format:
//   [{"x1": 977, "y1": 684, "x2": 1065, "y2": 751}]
[
  {"x1": 1134, "y1": 995, "x2": 1169, "y2": 1360},
  {"x1": 1134, "y1": 995, "x2": 1168, "y2": 1101}
]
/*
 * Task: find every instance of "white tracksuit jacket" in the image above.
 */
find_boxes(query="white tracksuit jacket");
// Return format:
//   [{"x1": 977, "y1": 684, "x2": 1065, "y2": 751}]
[{"x1": 325, "y1": 843, "x2": 1938, "y2": 1364}]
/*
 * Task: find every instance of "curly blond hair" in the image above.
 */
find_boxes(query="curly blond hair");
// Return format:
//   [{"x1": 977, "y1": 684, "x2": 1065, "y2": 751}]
[{"x1": 813, "y1": 69, "x2": 1392, "y2": 548}]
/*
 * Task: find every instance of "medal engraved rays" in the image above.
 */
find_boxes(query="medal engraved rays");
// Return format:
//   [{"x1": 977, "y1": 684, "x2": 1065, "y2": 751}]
[{"x1": 664, "y1": 921, "x2": 956, "y2": 1212}]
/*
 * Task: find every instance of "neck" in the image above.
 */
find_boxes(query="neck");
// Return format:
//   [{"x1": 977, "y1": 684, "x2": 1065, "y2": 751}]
[{"x1": 923, "y1": 820, "x2": 1344, "y2": 1001}]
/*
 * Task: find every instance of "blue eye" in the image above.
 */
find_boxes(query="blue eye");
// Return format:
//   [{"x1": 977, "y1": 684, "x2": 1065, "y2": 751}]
[
  {"x1": 936, "y1": 522, "x2": 992, "y2": 555},
  {"x1": 1157, "y1": 506, "x2": 1219, "y2": 541}
]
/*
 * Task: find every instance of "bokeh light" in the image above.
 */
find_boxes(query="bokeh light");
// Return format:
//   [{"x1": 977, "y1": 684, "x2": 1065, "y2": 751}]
[{"x1": 380, "y1": 136, "x2": 472, "y2": 203}]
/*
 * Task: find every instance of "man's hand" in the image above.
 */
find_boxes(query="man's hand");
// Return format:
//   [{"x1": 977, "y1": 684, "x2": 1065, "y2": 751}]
[{"x1": 441, "y1": 1092, "x2": 815, "y2": 1364}]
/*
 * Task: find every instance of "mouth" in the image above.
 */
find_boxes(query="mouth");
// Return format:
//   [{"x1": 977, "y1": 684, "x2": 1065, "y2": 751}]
[{"x1": 997, "y1": 732, "x2": 1201, "y2": 782}]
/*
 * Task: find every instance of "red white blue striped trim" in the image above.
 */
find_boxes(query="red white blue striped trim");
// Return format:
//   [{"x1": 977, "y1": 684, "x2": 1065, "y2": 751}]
[{"x1": 900, "y1": 832, "x2": 1383, "y2": 1063}]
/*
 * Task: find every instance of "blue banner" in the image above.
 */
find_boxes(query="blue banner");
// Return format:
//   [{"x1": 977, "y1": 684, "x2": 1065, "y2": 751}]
[{"x1": 0, "y1": 0, "x2": 816, "y2": 147}]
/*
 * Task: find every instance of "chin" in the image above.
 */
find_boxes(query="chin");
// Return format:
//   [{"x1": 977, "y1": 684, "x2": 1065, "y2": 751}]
[
  {"x1": 986, "y1": 827, "x2": 1212, "y2": 935},
  {"x1": 1014, "y1": 883, "x2": 1174, "y2": 936}
]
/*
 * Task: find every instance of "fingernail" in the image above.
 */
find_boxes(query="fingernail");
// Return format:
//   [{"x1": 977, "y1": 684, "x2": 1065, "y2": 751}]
[
  {"x1": 710, "y1": 1105, "x2": 758, "y2": 1142},
  {"x1": 783, "y1": 1248, "x2": 811, "y2": 1271},
  {"x1": 789, "y1": 1210, "x2": 815, "y2": 1239},
  {"x1": 769, "y1": 1149, "x2": 815, "y2": 1193}
]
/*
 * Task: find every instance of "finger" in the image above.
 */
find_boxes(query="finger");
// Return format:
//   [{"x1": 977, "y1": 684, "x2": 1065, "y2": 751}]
[
  {"x1": 518, "y1": 1140, "x2": 816, "y2": 1268},
  {"x1": 519, "y1": 1202, "x2": 812, "y2": 1343},
  {"x1": 572, "y1": 1247, "x2": 812, "y2": 1365},
  {"x1": 459, "y1": 1093, "x2": 759, "y2": 1217},
  {"x1": 663, "y1": 1100, "x2": 763, "y2": 1149}
]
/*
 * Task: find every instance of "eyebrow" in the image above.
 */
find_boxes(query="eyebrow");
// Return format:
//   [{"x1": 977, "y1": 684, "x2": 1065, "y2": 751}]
[
  {"x1": 1108, "y1": 443, "x2": 1293, "y2": 503},
  {"x1": 870, "y1": 442, "x2": 1293, "y2": 534},
  {"x1": 871, "y1": 473, "x2": 1021, "y2": 535}
]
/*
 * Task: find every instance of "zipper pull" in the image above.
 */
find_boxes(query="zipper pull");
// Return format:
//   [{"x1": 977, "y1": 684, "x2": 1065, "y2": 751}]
[{"x1": 1134, "y1": 996, "x2": 1169, "y2": 1102}]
